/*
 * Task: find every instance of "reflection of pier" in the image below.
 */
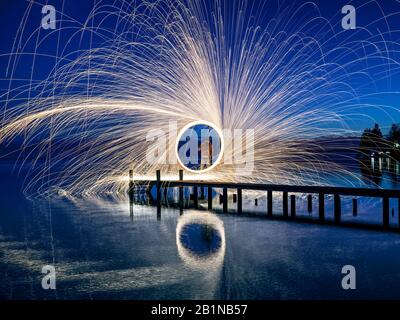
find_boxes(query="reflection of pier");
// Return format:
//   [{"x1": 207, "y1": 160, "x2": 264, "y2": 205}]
[{"x1": 129, "y1": 170, "x2": 400, "y2": 232}]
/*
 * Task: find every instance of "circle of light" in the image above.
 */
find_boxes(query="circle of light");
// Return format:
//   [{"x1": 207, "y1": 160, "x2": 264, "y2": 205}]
[
  {"x1": 175, "y1": 120, "x2": 224, "y2": 174},
  {"x1": 176, "y1": 210, "x2": 226, "y2": 271}
]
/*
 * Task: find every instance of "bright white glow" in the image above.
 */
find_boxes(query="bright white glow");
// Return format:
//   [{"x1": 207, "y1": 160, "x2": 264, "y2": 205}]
[{"x1": 175, "y1": 120, "x2": 224, "y2": 174}]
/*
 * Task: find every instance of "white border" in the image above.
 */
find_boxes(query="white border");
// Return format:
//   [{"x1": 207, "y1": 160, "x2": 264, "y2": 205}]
[{"x1": 175, "y1": 120, "x2": 224, "y2": 174}]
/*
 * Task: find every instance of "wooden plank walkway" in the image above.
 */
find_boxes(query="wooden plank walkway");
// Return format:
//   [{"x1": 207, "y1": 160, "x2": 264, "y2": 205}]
[{"x1": 129, "y1": 170, "x2": 400, "y2": 231}]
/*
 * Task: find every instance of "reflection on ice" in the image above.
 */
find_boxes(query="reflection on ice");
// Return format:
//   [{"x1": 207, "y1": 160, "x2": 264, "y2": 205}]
[{"x1": 176, "y1": 211, "x2": 225, "y2": 271}]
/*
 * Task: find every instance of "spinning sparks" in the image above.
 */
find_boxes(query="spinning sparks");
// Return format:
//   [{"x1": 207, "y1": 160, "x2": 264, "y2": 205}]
[{"x1": 1, "y1": 0, "x2": 400, "y2": 196}]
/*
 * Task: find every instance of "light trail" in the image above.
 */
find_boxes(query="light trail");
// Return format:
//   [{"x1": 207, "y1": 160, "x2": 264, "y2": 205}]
[{"x1": 1, "y1": 0, "x2": 400, "y2": 197}]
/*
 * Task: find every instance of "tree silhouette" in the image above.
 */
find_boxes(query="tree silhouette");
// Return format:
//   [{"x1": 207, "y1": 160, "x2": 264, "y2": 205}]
[
  {"x1": 388, "y1": 124, "x2": 400, "y2": 144},
  {"x1": 359, "y1": 123, "x2": 385, "y2": 158}
]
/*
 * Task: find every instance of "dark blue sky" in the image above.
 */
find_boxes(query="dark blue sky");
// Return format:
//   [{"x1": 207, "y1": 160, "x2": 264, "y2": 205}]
[{"x1": 1, "y1": 0, "x2": 400, "y2": 133}]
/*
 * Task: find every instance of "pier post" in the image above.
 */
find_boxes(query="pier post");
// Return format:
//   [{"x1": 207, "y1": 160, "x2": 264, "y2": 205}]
[
  {"x1": 129, "y1": 170, "x2": 134, "y2": 203},
  {"x1": 352, "y1": 198, "x2": 357, "y2": 217},
  {"x1": 318, "y1": 193, "x2": 325, "y2": 222},
  {"x1": 255, "y1": 199, "x2": 258, "y2": 206},
  {"x1": 233, "y1": 194, "x2": 237, "y2": 203},
  {"x1": 223, "y1": 187, "x2": 228, "y2": 213},
  {"x1": 208, "y1": 186, "x2": 212, "y2": 210},
  {"x1": 283, "y1": 191, "x2": 288, "y2": 218},
  {"x1": 398, "y1": 195, "x2": 400, "y2": 229},
  {"x1": 156, "y1": 170, "x2": 161, "y2": 198},
  {"x1": 145, "y1": 184, "x2": 152, "y2": 201},
  {"x1": 193, "y1": 186, "x2": 199, "y2": 209},
  {"x1": 179, "y1": 170, "x2": 183, "y2": 212},
  {"x1": 156, "y1": 170, "x2": 161, "y2": 217},
  {"x1": 383, "y1": 195, "x2": 389, "y2": 229},
  {"x1": 334, "y1": 193, "x2": 341, "y2": 224},
  {"x1": 290, "y1": 195, "x2": 296, "y2": 218},
  {"x1": 129, "y1": 170, "x2": 134, "y2": 191},
  {"x1": 129, "y1": 175, "x2": 134, "y2": 220},
  {"x1": 267, "y1": 190, "x2": 273, "y2": 217},
  {"x1": 237, "y1": 188, "x2": 242, "y2": 214},
  {"x1": 164, "y1": 185, "x2": 167, "y2": 201},
  {"x1": 307, "y1": 195, "x2": 312, "y2": 213},
  {"x1": 200, "y1": 187, "x2": 205, "y2": 200}
]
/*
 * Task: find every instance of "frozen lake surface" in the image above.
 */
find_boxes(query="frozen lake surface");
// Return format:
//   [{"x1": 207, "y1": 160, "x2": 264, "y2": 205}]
[{"x1": 1, "y1": 163, "x2": 400, "y2": 299}]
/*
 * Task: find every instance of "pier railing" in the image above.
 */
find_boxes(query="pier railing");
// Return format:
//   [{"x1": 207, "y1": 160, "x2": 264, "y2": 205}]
[{"x1": 129, "y1": 170, "x2": 400, "y2": 231}]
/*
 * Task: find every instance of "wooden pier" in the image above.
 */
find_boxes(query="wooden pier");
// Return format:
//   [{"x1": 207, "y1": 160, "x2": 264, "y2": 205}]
[{"x1": 129, "y1": 170, "x2": 400, "y2": 232}]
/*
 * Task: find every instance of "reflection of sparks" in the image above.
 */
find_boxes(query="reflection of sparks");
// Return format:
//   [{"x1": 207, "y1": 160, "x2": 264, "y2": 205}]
[
  {"x1": 176, "y1": 211, "x2": 225, "y2": 271},
  {"x1": 1, "y1": 0, "x2": 400, "y2": 196}
]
